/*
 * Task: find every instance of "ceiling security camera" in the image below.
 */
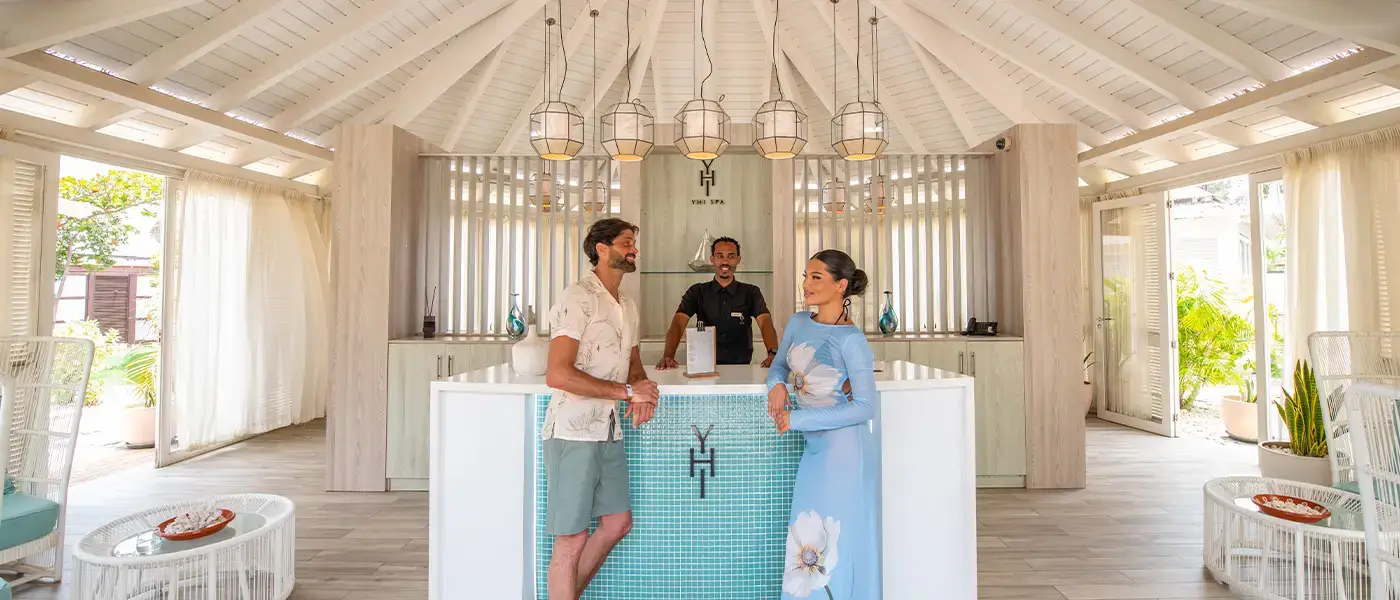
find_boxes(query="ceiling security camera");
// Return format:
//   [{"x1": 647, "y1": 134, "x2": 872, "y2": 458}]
[{"x1": 994, "y1": 137, "x2": 1012, "y2": 152}]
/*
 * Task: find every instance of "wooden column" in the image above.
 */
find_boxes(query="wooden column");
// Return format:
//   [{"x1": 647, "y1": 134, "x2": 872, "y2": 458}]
[
  {"x1": 771, "y1": 159, "x2": 795, "y2": 332},
  {"x1": 326, "y1": 124, "x2": 429, "y2": 492},
  {"x1": 979, "y1": 124, "x2": 1086, "y2": 489}
]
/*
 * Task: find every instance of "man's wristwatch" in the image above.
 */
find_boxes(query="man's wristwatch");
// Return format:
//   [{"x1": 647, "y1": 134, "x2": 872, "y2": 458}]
[
  {"x1": 767, "y1": 348, "x2": 778, "y2": 356},
  {"x1": 624, "y1": 383, "x2": 634, "y2": 400}
]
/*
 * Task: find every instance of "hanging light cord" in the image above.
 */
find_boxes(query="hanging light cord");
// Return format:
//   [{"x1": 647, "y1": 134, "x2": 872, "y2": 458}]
[
  {"x1": 623, "y1": 0, "x2": 634, "y2": 101},
  {"x1": 542, "y1": 14, "x2": 551, "y2": 102},
  {"x1": 556, "y1": 0, "x2": 568, "y2": 101},
  {"x1": 856, "y1": 0, "x2": 862, "y2": 102},
  {"x1": 872, "y1": 10, "x2": 879, "y2": 103},
  {"x1": 830, "y1": 0, "x2": 836, "y2": 114},
  {"x1": 771, "y1": 0, "x2": 782, "y2": 100},
  {"x1": 699, "y1": 0, "x2": 716, "y2": 98},
  {"x1": 592, "y1": 6, "x2": 597, "y2": 152}
]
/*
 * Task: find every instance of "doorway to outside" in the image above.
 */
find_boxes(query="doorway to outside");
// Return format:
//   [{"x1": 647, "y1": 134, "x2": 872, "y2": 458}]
[
  {"x1": 1090, "y1": 172, "x2": 1288, "y2": 449},
  {"x1": 52, "y1": 156, "x2": 166, "y2": 485}
]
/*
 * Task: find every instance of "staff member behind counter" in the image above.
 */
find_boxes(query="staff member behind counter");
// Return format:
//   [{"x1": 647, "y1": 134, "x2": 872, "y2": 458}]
[{"x1": 656, "y1": 237, "x2": 781, "y2": 369}]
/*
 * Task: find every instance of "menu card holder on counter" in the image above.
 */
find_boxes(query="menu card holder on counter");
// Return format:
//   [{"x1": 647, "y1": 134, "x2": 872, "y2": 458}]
[{"x1": 685, "y1": 320, "x2": 719, "y2": 379}]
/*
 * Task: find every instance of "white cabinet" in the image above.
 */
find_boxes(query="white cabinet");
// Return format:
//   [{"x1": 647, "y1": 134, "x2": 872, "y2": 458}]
[
  {"x1": 387, "y1": 341, "x2": 509, "y2": 486},
  {"x1": 906, "y1": 338, "x2": 1026, "y2": 486}
]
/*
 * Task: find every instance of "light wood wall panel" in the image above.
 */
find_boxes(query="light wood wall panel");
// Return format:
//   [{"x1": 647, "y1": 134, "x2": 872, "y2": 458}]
[
  {"x1": 980, "y1": 124, "x2": 1086, "y2": 490},
  {"x1": 327, "y1": 124, "x2": 428, "y2": 492},
  {"x1": 639, "y1": 153, "x2": 773, "y2": 337}
]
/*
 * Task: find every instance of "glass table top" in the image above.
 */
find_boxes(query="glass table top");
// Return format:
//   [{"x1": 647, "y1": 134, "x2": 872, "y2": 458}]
[
  {"x1": 1232, "y1": 497, "x2": 1364, "y2": 532},
  {"x1": 112, "y1": 513, "x2": 268, "y2": 558}
]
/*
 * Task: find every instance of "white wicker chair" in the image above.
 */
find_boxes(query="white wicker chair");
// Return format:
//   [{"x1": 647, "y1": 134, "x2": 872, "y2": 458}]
[
  {"x1": 0, "y1": 336, "x2": 94, "y2": 586},
  {"x1": 1342, "y1": 380, "x2": 1400, "y2": 600},
  {"x1": 1308, "y1": 332, "x2": 1400, "y2": 491}
]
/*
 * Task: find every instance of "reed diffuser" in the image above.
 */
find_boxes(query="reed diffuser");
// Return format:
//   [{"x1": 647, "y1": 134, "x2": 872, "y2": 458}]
[{"x1": 423, "y1": 286, "x2": 438, "y2": 339}]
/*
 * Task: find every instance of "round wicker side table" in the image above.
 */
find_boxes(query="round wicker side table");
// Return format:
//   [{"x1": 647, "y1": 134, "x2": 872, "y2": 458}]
[
  {"x1": 72, "y1": 494, "x2": 295, "y2": 600},
  {"x1": 1204, "y1": 476, "x2": 1385, "y2": 600}
]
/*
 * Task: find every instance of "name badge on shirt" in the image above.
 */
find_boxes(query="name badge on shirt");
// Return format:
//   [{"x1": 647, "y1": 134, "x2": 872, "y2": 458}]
[{"x1": 731, "y1": 312, "x2": 745, "y2": 324}]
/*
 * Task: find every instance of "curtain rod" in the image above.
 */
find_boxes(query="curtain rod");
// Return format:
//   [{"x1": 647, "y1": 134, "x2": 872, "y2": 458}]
[{"x1": 418, "y1": 152, "x2": 997, "y2": 157}]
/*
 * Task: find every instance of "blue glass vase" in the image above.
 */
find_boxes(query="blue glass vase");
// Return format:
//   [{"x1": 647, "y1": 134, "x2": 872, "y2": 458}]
[
  {"x1": 878, "y1": 291, "x2": 899, "y2": 336},
  {"x1": 506, "y1": 294, "x2": 526, "y2": 340}
]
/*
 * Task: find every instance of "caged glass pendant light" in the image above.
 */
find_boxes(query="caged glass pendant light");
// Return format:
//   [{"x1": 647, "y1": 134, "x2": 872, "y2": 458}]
[
  {"x1": 579, "y1": 8, "x2": 609, "y2": 212},
  {"x1": 752, "y1": 0, "x2": 807, "y2": 159},
  {"x1": 866, "y1": 170, "x2": 888, "y2": 215},
  {"x1": 530, "y1": 4, "x2": 584, "y2": 161},
  {"x1": 674, "y1": 0, "x2": 730, "y2": 160},
  {"x1": 600, "y1": 0, "x2": 655, "y2": 161},
  {"x1": 822, "y1": 177, "x2": 848, "y2": 213},
  {"x1": 830, "y1": 2, "x2": 887, "y2": 161},
  {"x1": 531, "y1": 170, "x2": 562, "y2": 212}
]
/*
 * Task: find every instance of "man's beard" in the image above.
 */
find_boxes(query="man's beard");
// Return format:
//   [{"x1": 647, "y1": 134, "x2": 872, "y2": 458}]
[{"x1": 608, "y1": 250, "x2": 637, "y2": 273}]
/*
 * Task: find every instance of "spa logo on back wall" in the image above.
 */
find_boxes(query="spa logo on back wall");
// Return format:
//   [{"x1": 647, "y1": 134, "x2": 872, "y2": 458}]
[
  {"x1": 689, "y1": 425, "x2": 717, "y2": 499},
  {"x1": 691, "y1": 160, "x2": 724, "y2": 205}
]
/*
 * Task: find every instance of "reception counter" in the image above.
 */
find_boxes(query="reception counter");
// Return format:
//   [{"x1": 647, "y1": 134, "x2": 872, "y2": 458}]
[{"x1": 427, "y1": 360, "x2": 976, "y2": 600}]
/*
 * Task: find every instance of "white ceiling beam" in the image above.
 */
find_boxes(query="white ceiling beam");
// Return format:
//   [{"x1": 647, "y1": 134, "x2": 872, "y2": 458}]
[
  {"x1": 0, "y1": 107, "x2": 319, "y2": 195},
  {"x1": 267, "y1": 0, "x2": 519, "y2": 132},
  {"x1": 442, "y1": 46, "x2": 507, "y2": 151},
  {"x1": 1081, "y1": 48, "x2": 1399, "y2": 165},
  {"x1": 281, "y1": 158, "x2": 327, "y2": 181},
  {"x1": 807, "y1": 0, "x2": 926, "y2": 153},
  {"x1": 870, "y1": 0, "x2": 1038, "y2": 124},
  {"x1": 4, "y1": 50, "x2": 332, "y2": 163},
  {"x1": 0, "y1": 69, "x2": 34, "y2": 96},
  {"x1": 1273, "y1": 97, "x2": 1349, "y2": 127},
  {"x1": 910, "y1": 1, "x2": 1153, "y2": 131},
  {"x1": 1372, "y1": 65, "x2": 1400, "y2": 89},
  {"x1": 1108, "y1": 105, "x2": 1400, "y2": 192},
  {"x1": 909, "y1": 43, "x2": 977, "y2": 149},
  {"x1": 493, "y1": 0, "x2": 613, "y2": 152},
  {"x1": 156, "y1": 0, "x2": 420, "y2": 151},
  {"x1": 0, "y1": 0, "x2": 205, "y2": 57},
  {"x1": 999, "y1": 0, "x2": 1215, "y2": 110},
  {"x1": 1199, "y1": 122, "x2": 1270, "y2": 148},
  {"x1": 1206, "y1": 0, "x2": 1400, "y2": 55},
  {"x1": 76, "y1": 0, "x2": 293, "y2": 130},
  {"x1": 1121, "y1": 0, "x2": 1293, "y2": 82}
]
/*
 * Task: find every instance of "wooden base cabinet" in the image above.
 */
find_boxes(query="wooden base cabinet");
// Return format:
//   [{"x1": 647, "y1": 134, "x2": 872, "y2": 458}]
[{"x1": 386, "y1": 341, "x2": 509, "y2": 489}]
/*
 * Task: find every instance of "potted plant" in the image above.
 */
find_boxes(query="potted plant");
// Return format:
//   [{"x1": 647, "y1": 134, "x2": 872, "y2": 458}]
[
  {"x1": 1259, "y1": 360, "x2": 1331, "y2": 485},
  {"x1": 99, "y1": 344, "x2": 158, "y2": 449},
  {"x1": 1221, "y1": 373, "x2": 1258, "y2": 442},
  {"x1": 1083, "y1": 352, "x2": 1096, "y2": 416}
]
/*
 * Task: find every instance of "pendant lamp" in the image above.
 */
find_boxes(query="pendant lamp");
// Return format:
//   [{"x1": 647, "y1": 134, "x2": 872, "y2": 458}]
[
  {"x1": 600, "y1": 0, "x2": 655, "y2": 161},
  {"x1": 529, "y1": 11, "x2": 584, "y2": 161},
  {"x1": 752, "y1": 0, "x2": 806, "y2": 159},
  {"x1": 830, "y1": 3, "x2": 887, "y2": 161},
  {"x1": 675, "y1": 0, "x2": 730, "y2": 160}
]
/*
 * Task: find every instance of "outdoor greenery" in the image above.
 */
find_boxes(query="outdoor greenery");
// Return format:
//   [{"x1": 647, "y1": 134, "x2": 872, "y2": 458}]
[
  {"x1": 1176, "y1": 267, "x2": 1253, "y2": 410},
  {"x1": 97, "y1": 344, "x2": 159, "y2": 409},
  {"x1": 54, "y1": 169, "x2": 163, "y2": 308},
  {"x1": 53, "y1": 319, "x2": 124, "y2": 406},
  {"x1": 1276, "y1": 360, "x2": 1327, "y2": 458}
]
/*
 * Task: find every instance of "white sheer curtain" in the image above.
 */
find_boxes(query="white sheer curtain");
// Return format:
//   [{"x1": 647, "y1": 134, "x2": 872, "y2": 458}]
[
  {"x1": 163, "y1": 171, "x2": 330, "y2": 455},
  {"x1": 1285, "y1": 127, "x2": 1400, "y2": 362}
]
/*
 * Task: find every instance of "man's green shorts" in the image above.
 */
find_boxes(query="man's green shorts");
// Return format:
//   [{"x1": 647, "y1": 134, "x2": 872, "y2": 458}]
[{"x1": 543, "y1": 438, "x2": 631, "y2": 535}]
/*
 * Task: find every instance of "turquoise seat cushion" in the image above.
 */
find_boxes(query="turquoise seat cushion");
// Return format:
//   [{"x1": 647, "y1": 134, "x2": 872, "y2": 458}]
[
  {"x1": 0, "y1": 492, "x2": 58, "y2": 550},
  {"x1": 3, "y1": 475, "x2": 13, "y2": 495},
  {"x1": 1334, "y1": 481, "x2": 1360, "y2": 494},
  {"x1": 0, "y1": 577, "x2": 10, "y2": 600}
]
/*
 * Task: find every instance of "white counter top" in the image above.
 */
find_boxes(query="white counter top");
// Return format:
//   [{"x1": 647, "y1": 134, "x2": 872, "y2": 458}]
[{"x1": 434, "y1": 359, "x2": 971, "y2": 395}]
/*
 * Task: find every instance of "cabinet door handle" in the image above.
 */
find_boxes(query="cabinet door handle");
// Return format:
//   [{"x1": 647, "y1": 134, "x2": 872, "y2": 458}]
[
  {"x1": 448, "y1": 355, "x2": 455, "y2": 375},
  {"x1": 970, "y1": 351, "x2": 977, "y2": 376},
  {"x1": 958, "y1": 351, "x2": 965, "y2": 374},
  {"x1": 436, "y1": 354, "x2": 443, "y2": 379}
]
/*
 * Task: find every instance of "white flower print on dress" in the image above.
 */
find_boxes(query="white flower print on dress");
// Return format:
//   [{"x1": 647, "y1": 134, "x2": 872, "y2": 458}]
[
  {"x1": 787, "y1": 344, "x2": 844, "y2": 406},
  {"x1": 783, "y1": 510, "x2": 841, "y2": 598}
]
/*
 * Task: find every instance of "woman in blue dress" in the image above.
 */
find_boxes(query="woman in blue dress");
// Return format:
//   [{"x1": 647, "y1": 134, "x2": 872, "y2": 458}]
[{"x1": 766, "y1": 249, "x2": 880, "y2": 600}]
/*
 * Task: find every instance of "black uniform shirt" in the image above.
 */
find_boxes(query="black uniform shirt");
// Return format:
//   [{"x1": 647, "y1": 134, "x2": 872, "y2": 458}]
[{"x1": 677, "y1": 279, "x2": 770, "y2": 365}]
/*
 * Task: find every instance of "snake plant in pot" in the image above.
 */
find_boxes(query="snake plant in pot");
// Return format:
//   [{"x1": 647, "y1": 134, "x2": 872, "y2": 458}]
[{"x1": 1259, "y1": 360, "x2": 1331, "y2": 485}]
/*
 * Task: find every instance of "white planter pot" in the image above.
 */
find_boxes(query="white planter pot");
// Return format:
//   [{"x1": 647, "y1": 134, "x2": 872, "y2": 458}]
[
  {"x1": 122, "y1": 406, "x2": 157, "y2": 449},
  {"x1": 1220, "y1": 396, "x2": 1259, "y2": 443},
  {"x1": 511, "y1": 325, "x2": 549, "y2": 376},
  {"x1": 1084, "y1": 381, "x2": 1094, "y2": 416},
  {"x1": 1259, "y1": 441, "x2": 1332, "y2": 486}
]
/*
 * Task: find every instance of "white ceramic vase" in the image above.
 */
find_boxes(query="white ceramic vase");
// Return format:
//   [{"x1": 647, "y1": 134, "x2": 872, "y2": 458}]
[
  {"x1": 511, "y1": 325, "x2": 548, "y2": 376},
  {"x1": 1220, "y1": 396, "x2": 1259, "y2": 443},
  {"x1": 122, "y1": 406, "x2": 157, "y2": 449}
]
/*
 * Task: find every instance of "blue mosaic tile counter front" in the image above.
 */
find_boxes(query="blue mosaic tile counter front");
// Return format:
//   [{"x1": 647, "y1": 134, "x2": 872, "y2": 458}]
[{"x1": 532, "y1": 393, "x2": 805, "y2": 599}]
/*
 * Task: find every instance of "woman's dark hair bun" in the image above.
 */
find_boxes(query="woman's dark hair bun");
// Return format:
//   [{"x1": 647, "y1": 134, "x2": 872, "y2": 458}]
[
  {"x1": 847, "y1": 269, "x2": 869, "y2": 297},
  {"x1": 811, "y1": 249, "x2": 868, "y2": 298}
]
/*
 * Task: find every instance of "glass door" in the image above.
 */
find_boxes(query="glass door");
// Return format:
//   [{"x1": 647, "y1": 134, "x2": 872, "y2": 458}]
[{"x1": 1092, "y1": 192, "x2": 1178, "y2": 436}]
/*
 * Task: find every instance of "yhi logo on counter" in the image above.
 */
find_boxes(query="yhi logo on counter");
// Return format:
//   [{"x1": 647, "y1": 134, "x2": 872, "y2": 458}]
[{"x1": 688, "y1": 424, "x2": 716, "y2": 499}]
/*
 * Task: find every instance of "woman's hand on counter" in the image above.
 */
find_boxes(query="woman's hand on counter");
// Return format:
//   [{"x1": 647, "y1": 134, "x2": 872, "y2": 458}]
[
  {"x1": 772, "y1": 409, "x2": 790, "y2": 434},
  {"x1": 767, "y1": 384, "x2": 789, "y2": 419}
]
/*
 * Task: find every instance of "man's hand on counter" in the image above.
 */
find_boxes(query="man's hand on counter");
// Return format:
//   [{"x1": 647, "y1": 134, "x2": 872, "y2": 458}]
[{"x1": 655, "y1": 356, "x2": 679, "y2": 370}]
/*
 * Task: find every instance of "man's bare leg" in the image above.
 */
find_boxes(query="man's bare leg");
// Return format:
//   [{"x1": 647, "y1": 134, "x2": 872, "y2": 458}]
[
  {"x1": 548, "y1": 530, "x2": 589, "y2": 600},
  {"x1": 576, "y1": 512, "x2": 632, "y2": 596}
]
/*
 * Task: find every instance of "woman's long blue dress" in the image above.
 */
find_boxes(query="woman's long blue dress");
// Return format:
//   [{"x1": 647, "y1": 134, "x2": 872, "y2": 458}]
[{"x1": 766, "y1": 312, "x2": 880, "y2": 600}]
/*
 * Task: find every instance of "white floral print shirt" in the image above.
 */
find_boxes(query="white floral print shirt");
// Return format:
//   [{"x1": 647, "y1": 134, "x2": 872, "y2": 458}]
[{"x1": 542, "y1": 271, "x2": 640, "y2": 442}]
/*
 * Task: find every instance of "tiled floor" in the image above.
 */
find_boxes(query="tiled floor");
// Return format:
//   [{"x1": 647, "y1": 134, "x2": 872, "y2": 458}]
[{"x1": 14, "y1": 418, "x2": 1257, "y2": 599}]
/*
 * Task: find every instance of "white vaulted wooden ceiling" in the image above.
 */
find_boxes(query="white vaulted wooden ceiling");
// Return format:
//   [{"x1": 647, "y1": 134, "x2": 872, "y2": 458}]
[{"x1": 0, "y1": 0, "x2": 1397, "y2": 185}]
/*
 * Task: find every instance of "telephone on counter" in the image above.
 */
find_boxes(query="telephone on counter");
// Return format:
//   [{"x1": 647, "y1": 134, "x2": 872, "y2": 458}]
[{"x1": 960, "y1": 317, "x2": 999, "y2": 337}]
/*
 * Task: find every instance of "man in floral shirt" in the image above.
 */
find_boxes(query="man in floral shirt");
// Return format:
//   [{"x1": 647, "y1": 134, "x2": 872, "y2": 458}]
[{"x1": 542, "y1": 218, "x2": 659, "y2": 600}]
